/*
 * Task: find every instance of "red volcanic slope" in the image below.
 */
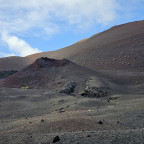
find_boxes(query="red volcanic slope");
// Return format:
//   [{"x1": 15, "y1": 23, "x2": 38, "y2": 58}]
[
  {"x1": 28, "y1": 57, "x2": 70, "y2": 70},
  {"x1": 0, "y1": 20, "x2": 144, "y2": 71},
  {"x1": 0, "y1": 57, "x2": 97, "y2": 89}
]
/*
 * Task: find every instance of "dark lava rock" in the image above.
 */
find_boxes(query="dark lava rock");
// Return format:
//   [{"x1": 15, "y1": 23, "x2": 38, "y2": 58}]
[
  {"x1": 59, "y1": 108, "x2": 65, "y2": 113},
  {"x1": 58, "y1": 99, "x2": 65, "y2": 104},
  {"x1": 98, "y1": 120, "x2": 103, "y2": 125},
  {"x1": 60, "y1": 81, "x2": 77, "y2": 94},
  {"x1": 87, "y1": 134, "x2": 91, "y2": 137},
  {"x1": 80, "y1": 87, "x2": 107, "y2": 98},
  {"x1": 108, "y1": 96, "x2": 119, "y2": 100},
  {"x1": 80, "y1": 77, "x2": 108, "y2": 98},
  {"x1": 41, "y1": 119, "x2": 44, "y2": 122},
  {"x1": 53, "y1": 136, "x2": 60, "y2": 143}
]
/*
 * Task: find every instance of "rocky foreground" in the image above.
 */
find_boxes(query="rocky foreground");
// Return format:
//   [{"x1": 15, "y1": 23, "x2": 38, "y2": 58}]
[{"x1": 0, "y1": 87, "x2": 144, "y2": 144}]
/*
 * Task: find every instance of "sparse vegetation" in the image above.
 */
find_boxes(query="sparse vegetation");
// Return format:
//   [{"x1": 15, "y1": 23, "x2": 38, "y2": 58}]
[{"x1": 21, "y1": 86, "x2": 29, "y2": 89}]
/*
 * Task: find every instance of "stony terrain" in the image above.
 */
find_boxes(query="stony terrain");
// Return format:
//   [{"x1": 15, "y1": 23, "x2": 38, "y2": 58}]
[
  {"x1": 0, "y1": 88, "x2": 144, "y2": 144},
  {"x1": 0, "y1": 58, "x2": 144, "y2": 143},
  {"x1": 0, "y1": 20, "x2": 144, "y2": 144}
]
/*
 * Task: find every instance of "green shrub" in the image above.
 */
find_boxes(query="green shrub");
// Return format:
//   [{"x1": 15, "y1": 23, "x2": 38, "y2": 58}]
[{"x1": 21, "y1": 86, "x2": 29, "y2": 89}]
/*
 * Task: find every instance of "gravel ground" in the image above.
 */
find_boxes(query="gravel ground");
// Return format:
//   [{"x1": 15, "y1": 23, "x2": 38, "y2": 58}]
[{"x1": 0, "y1": 88, "x2": 144, "y2": 144}]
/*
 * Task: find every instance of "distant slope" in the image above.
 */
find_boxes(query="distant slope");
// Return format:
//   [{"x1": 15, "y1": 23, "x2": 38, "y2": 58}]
[
  {"x1": 1, "y1": 20, "x2": 144, "y2": 71},
  {"x1": 0, "y1": 56, "x2": 28, "y2": 71}
]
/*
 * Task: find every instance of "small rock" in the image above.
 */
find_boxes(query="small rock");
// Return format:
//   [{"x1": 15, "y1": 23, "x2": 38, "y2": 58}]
[
  {"x1": 41, "y1": 119, "x2": 44, "y2": 122},
  {"x1": 59, "y1": 108, "x2": 65, "y2": 113},
  {"x1": 53, "y1": 136, "x2": 60, "y2": 143},
  {"x1": 98, "y1": 120, "x2": 103, "y2": 125},
  {"x1": 87, "y1": 134, "x2": 91, "y2": 137},
  {"x1": 29, "y1": 121, "x2": 32, "y2": 124},
  {"x1": 58, "y1": 99, "x2": 65, "y2": 104},
  {"x1": 109, "y1": 97, "x2": 119, "y2": 100}
]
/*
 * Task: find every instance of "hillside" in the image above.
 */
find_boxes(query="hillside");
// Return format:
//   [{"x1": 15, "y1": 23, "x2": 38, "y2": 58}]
[
  {"x1": 0, "y1": 57, "x2": 110, "y2": 94},
  {"x1": 0, "y1": 20, "x2": 144, "y2": 71}
]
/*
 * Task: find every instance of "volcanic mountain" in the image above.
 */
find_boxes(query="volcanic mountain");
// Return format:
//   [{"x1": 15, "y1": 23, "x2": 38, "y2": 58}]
[
  {"x1": 0, "y1": 20, "x2": 144, "y2": 72},
  {"x1": 0, "y1": 57, "x2": 112, "y2": 95}
]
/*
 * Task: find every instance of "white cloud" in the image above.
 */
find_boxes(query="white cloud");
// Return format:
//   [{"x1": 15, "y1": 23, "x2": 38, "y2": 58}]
[
  {"x1": 54, "y1": 0, "x2": 117, "y2": 26},
  {"x1": 1, "y1": 32, "x2": 41, "y2": 57},
  {"x1": 0, "y1": 0, "x2": 118, "y2": 57},
  {"x1": 0, "y1": 0, "x2": 118, "y2": 34}
]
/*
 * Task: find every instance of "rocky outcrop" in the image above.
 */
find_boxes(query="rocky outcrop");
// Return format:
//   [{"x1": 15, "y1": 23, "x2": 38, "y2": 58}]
[
  {"x1": 80, "y1": 87, "x2": 107, "y2": 98},
  {"x1": 60, "y1": 81, "x2": 77, "y2": 94},
  {"x1": 80, "y1": 77, "x2": 108, "y2": 98}
]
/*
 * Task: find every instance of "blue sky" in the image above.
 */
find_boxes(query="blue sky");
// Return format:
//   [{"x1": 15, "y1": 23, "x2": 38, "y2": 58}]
[{"x1": 0, "y1": 0, "x2": 144, "y2": 57}]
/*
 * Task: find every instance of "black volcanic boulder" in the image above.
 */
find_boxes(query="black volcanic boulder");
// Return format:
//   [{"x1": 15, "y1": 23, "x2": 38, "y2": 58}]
[
  {"x1": 53, "y1": 136, "x2": 60, "y2": 143},
  {"x1": 60, "y1": 81, "x2": 77, "y2": 94}
]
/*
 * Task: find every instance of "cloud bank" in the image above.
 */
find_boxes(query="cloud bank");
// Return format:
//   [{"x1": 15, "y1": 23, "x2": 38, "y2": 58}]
[
  {"x1": 0, "y1": 0, "x2": 117, "y2": 32},
  {"x1": 0, "y1": 0, "x2": 120, "y2": 57}
]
